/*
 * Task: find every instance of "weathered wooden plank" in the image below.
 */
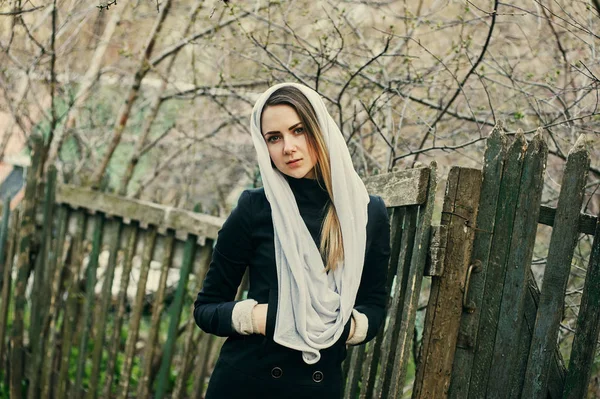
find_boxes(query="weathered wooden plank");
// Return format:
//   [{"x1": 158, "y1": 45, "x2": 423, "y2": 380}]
[
  {"x1": 412, "y1": 167, "x2": 482, "y2": 399},
  {"x1": 56, "y1": 184, "x2": 224, "y2": 240},
  {"x1": 191, "y1": 333, "x2": 217, "y2": 399},
  {"x1": 56, "y1": 211, "x2": 87, "y2": 399},
  {"x1": 0, "y1": 196, "x2": 11, "y2": 298},
  {"x1": 351, "y1": 166, "x2": 433, "y2": 398},
  {"x1": 512, "y1": 270, "x2": 567, "y2": 399},
  {"x1": 165, "y1": 208, "x2": 224, "y2": 242},
  {"x1": 562, "y1": 217, "x2": 600, "y2": 398},
  {"x1": 0, "y1": 197, "x2": 12, "y2": 359},
  {"x1": 488, "y1": 130, "x2": 548, "y2": 397},
  {"x1": 448, "y1": 124, "x2": 507, "y2": 399},
  {"x1": 0, "y1": 206, "x2": 18, "y2": 371},
  {"x1": 343, "y1": 344, "x2": 366, "y2": 399},
  {"x1": 468, "y1": 133, "x2": 527, "y2": 399},
  {"x1": 172, "y1": 318, "x2": 199, "y2": 399},
  {"x1": 358, "y1": 334, "x2": 381, "y2": 399},
  {"x1": 424, "y1": 224, "x2": 448, "y2": 277},
  {"x1": 377, "y1": 208, "x2": 418, "y2": 398},
  {"x1": 359, "y1": 208, "x2": 404, "y2": 399},
  {"x1": 155, "y1": 234, "x2": 197, "y2": 399},
  {"x1": 87, "y1": 219, "x2": 123, "y2": 399},
  {"x1": 103, "y1": 224, "x2": 139, "y2": 397},
  {"x1": 364, "y1": 167, "x2": 430, "y2": 207},
  {"x1": 522, "y1": 134, "x2": 590, "y2": 399},
  {"x1": 137, "y1": 230, "x2": 176, "y2": 399},
  {"x1": 40, "y1": 205, "x2": 69, "y2": 399},
  {"x1": 188, "y1": 244, "x2": 214, "y2": 399},
  {"x1": 117, "y1": 227, "x2": 157, "y2": 399},
  {"x1": 388, "y1": 162, "x2": 438, "y2": 398},
  {"x1": 28, "y1": 165, "x2": 57, "y2": 399},
  {"x1": 74, "y1": 213, "x2": 105, "y2": 396},
  {"x1": 538, "y1": 206, "x2": 596, "y2": 235},
  {"x1": 10, "y1": 134, "x2": 42, "y2": 399}
]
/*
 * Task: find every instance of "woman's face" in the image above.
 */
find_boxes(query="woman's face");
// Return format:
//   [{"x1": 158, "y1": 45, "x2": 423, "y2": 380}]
[{"x1": 261, "y1": 104, "x2": 317, "y2": 179}]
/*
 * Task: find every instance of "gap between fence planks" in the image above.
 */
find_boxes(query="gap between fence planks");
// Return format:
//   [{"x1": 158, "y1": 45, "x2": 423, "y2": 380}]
[{"x1": 10, "y1": 134, "x2": 43, "y2": 399}]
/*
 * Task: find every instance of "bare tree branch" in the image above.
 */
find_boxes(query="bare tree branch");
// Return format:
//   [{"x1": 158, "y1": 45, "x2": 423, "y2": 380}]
[
  {"x1": 412, "y1": 0, "x2": 499, "y2": 165},
  {"x1": 118, "y1": 0, "x2": 203, "y2": 196},
  {"x1": 90, "y1": 0, "x2": 172, "y2": 189},
  {"x1": 0, "y1": 5, "x2": 45, "y2": 16},
  {"x1": 593, "y1": 0, "x2": 600, "y2": 17}
]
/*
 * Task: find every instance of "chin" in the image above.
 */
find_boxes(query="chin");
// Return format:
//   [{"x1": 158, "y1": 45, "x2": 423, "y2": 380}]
[{"x1": 283, "y1": 169, "x2": 311, "y2": 179}]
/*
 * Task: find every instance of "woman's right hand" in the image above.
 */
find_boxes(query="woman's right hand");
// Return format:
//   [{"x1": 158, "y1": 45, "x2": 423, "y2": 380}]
[{"x1": 252, "y1": 304, "x2": 268, "y2": 335}]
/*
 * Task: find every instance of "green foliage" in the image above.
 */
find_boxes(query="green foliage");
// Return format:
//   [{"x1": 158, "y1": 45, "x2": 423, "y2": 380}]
[
  {"x1": 0, "y1": 373, "x2": 8, "y2": 398},
  {"x1": 30, "y1": 82, "x2": 183, "y2": 193}
]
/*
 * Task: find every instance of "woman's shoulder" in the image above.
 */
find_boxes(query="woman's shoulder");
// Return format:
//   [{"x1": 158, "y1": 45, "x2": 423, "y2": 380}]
[
  {"x1": 240, "y1": 187, "x2": 267, "y2": 202},
  {"x1": 366, "y1": 195, "x2": 390, "y2": 232},
  {"x1": 367, "y1": 195, "x2": 388, "y2": 216},
  {"x1": 237, "y1": 188, "x2": 270, "y2": 213}
]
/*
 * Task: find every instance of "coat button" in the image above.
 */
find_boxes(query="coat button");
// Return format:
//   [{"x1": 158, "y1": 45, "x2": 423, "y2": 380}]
[
  {"x1": 312, "y1": 371, "x2": 324, "y2": 383},
  {"x1": 271, "y1": 367, "x2": 283, "y2": 379}
]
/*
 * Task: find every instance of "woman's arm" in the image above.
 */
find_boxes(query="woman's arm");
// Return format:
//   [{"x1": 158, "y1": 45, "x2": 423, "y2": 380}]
[
  {"x1": 193, "y1": 190, "x2": 255, "y2": 337},
  {"x1": 347, "y1": 196, "x2": 391, "y2": 345}
]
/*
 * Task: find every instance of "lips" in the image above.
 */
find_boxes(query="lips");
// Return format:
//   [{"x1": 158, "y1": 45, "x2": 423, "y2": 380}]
[{"x1": 286, "y1": 159, "x2": 301, "y2": 165}]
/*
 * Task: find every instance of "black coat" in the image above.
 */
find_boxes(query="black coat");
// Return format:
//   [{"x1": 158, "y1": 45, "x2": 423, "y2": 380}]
[{"x1": 194, "y1": 177, "x2": 391, "y2": 399}]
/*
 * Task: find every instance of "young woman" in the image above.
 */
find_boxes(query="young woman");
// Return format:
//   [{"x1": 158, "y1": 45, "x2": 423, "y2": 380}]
[{"x1": 194, "y1": 83, "x2": 390, "y2": 398}]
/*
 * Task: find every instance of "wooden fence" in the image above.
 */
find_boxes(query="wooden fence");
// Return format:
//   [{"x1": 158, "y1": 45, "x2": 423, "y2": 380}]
[
  {"x1": 411, "y1": 126, "x2": 599, "y2": 399},
  {"x1": 0, "y1": 126, "x2": 598, "y2": 398},
  {"x1": 0, "y1": 135, "x2": 226, "y2": 399}
]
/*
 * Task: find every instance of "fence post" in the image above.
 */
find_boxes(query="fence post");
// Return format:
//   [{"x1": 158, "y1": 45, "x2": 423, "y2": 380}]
[
  {"x1": 0, "y1": 196, "x2": 14, "y2": 373},
  {"x1": 412, "y1": 167, "x2": 481, "y2": 398},
  {"x1": 27, "y1": 164, "x2": 57, "y2": 399},
  {"x1": 10, "y1": 133, "x2": 43, "y2": 399}
]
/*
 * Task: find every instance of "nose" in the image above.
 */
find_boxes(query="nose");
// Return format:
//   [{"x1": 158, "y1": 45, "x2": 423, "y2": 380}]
[{"x1": 283, "y1": 138, "x2": 297, "y2": 155}]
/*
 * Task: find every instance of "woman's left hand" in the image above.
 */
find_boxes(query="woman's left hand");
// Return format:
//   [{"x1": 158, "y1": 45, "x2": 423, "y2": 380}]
[{"x1": 252, "y1": 304, "x2": 268, "y2": 335}]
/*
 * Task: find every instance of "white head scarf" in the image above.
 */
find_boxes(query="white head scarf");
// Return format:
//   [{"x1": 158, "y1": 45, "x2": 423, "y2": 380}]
[{"x1": 250, "y1": 82, "x2": 369, "y2": 364}]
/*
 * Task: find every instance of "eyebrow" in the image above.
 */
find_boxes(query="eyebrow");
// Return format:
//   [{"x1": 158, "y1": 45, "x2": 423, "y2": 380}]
[{"x1": 263, "y1": 122, "x2": 302, "y2": 137}]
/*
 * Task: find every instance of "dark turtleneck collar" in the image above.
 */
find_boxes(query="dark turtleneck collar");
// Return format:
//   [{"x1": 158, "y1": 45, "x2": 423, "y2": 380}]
[{"x1": 284, "y1": 175, "x2": 330, "y2": 208}]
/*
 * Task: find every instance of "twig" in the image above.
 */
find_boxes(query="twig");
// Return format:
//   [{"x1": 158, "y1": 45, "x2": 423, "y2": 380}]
[
  {"x1": 0, "y1": 5, "x2": 45, "y2": 15},
  {"x1": 97, "y1": 1, "x2": 117, "y2": 11},
  {"x1": 593, "y1": 0, "x2": 600, "y2": 17},
  {"x1": 413, "y1": 0, "x2": 499, "y2": 165}
]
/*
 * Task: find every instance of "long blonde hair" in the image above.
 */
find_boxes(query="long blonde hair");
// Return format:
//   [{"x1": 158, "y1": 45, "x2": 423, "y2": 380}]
[{"x1": 263, "y1": 87, "x2": 343, "y2": 271}]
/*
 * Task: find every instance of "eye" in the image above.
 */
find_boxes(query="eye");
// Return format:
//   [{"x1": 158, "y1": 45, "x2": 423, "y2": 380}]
[
  {"x1": 267, "y1": 135, "x2": 280, "y2": 143},
  {"x1": 294, "y1": 127, "x2": 305, "y2": 134}
]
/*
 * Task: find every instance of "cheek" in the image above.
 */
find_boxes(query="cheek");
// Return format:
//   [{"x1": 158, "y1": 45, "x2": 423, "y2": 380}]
[
  {"x1": 266, "y1": 146, "x2": 281, "y2": 165},
  {"x1": 306, "y1": 141, "x2": 318, "y2": 165}
]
